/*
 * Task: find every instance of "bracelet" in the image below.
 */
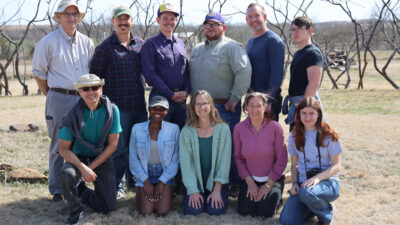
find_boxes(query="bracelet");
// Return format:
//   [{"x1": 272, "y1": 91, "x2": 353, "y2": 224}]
[{"x1": 265, "y1": 183, "x2": 272, "y2": 189}]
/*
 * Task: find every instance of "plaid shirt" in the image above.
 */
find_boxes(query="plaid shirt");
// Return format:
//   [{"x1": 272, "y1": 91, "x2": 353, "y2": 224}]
[{"x1": 90, "y1": 32, "x2": 145, "y2": 112}]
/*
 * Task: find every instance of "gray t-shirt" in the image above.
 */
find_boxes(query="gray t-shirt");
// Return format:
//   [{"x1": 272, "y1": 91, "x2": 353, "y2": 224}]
[{"x1": 288, "y1": 129, "x2": 342, "y2": 183}]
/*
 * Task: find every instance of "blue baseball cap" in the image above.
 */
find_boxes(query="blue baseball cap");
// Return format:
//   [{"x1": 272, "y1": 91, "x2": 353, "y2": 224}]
[{"x1": 203, "y1": 11, "x2": 225, "y2": 24}]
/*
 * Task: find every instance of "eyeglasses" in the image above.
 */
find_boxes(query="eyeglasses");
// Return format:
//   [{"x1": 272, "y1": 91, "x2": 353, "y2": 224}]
[
  {"x1": 289, "y1": 27, "x2": 307, "y2": 33},
  {"x1": 62, "y1": 12, "x2": 79, "y2": 18},
  {"x1": 195, "y1": 102, "x2": 210, "y2": 107},
  {"x1": 150, "y1": 107, "x2": 168, "y2": 112},
  {"x1": 81, "y1": 86, "x2": 101, "y2": 92},
  {"x1": 203, "y1": 23, "x2": 223, "y2": 29}
]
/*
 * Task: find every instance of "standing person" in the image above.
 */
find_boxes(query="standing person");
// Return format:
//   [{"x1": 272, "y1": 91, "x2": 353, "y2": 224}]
[
  {"x1": 58, "y1": 74, "x2": 122, "y2": 224},
  {"x1": 129, "y1": 95, "x2": 180, "y2": 216},
  {"x1": 245, "y1": 3, "x2": 285, "y2": 122},
  {"x1": 189, "y1": 11, "x2": 251, "y2": 192},
  {"x1": 233, "y1": 92, "x2": 287, "y2": 218},
  {"x1": 280, "y1": 97, "x2": 342, "y2": 225},
  {"x1": 283, "y1": 16, "x2": 324, "y2": 131},
  {"x1": 90, "y1": 5, "x2": 147, "y2": 198},
  {"x1": 32, "y1": 0, "x2": 94, "y2": 202},
  {"x1": 141, "y1": 2, "x2": 190, "y2": 129},
  {"x1": 179, "y1": 90, "x2": 231, "y2": 215}
]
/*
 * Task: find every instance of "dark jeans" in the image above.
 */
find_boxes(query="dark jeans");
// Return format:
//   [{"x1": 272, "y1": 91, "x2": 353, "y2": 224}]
[
  {"x1": 59, "y1": 156, "x2": 116, "y2": 214},
  {"x1": 183, "y1": 184, "x2": 229, "y2": 215},
  {"x1": 215, "y1": 101, "x2": 241, "y2": 187},
  {"x1": 149, "y1": 91, "x2": 187, "y2": 130},
  {"x1": 238, "y1": 175, "x2": 285, "y2": 218},
  {"x1": 113, "y1": 110, "x2": 147, "y2": 190},
  {"x1": 270, "y1": 90, "x2": 282, "y2": 122}
]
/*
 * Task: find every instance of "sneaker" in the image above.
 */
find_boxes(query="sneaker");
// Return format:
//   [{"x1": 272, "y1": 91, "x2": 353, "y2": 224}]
[
  {"x1": 116, "y1": 188, "x2": 126, "y2": 200},
  {"x1": 52, "y1": 194, "x2": 63, "y2": 202},
  {"x1": 65, "y1": 208, "x2": 83, "y2": 225}
]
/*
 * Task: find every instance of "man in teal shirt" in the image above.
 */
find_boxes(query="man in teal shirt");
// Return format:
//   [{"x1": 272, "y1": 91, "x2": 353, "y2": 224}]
[{"x1": 58, "y1": 74, "x2": 122, "y2": 225}]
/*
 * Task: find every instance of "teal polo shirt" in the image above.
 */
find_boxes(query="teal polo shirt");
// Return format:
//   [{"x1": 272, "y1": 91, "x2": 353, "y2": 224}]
[{"x1": 58, "y1": 104, "x2": 122, "y2": 157}]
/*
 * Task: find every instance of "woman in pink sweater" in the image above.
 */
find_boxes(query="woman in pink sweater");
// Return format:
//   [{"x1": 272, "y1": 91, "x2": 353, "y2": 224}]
[{"x1": 233, "y1": 92, "x2": 288, "y2": 218}]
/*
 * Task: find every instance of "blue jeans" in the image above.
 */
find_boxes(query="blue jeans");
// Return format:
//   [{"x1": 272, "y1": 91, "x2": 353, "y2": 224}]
[
  {"x1": 183, "y1": 184, "x2": 229, "y2": 215},
  {"x1": 113, "y1": 110, "x2": 147, "y2": 190},
  {"x1": 147, "y1": 163, "x2": 174, "y2": 186},
  {"x1": 215, "y1": 101, "x2": 241, "y2": 186},
  {"x1": 149, "y1": 91, "x2": 186, "y2": 130},
  {"x1": 279, "y1": 179, "x2": 340, "y2": 225}
]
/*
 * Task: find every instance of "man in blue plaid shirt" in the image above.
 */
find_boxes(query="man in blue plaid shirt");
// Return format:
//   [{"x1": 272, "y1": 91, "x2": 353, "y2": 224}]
[{"x1": 90, "y1": 6, "x2": 147, "y2": 199}]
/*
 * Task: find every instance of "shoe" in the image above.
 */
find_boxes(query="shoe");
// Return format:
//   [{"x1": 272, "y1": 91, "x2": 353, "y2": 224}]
[
  {"x1": 52, "y1": 194, "x2": 63, "y2": 202},
  {"x1": 116, "y1": 188, "x2": 126, "y2": 200},
  {"x1": 77, "y1": 182, "x2": 89, "y2": 198},
  {"x1": 65, "y1": 207, "x2": 83, "y2": 225}
]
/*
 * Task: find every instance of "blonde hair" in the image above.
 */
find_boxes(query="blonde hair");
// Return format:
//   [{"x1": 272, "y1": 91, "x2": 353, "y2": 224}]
[{"x1": 186, "y1": 90, "x2": 225, "y2": 127}]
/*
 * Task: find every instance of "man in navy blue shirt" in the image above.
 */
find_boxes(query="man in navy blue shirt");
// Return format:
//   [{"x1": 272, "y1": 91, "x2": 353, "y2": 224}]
[
  {"x1": 90, "y1": 6, "x2": 147, "y2": 199},
  {"x1": 246, "y1": 3, "x2": 285, "y2": 122},
  {"x1": 141, "y1": 2, "x2": 190, "y2": 129}
]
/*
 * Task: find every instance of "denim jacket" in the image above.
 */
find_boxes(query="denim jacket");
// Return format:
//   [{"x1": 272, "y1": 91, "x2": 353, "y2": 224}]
[{"x1": 129, "y1": 120, "x2": 180, "y2": 186}]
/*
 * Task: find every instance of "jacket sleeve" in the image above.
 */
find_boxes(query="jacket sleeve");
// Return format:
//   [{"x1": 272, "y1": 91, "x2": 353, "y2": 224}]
[
  {"x1": 129, "y1": 126, "x2": 148, "y2": 184},
  {"x1": 179, "y1": 127, "x2": 200, "y2": 195},
  {"x1": 267, "y1": 123, "x2": 288, "y2": 181},
  {"x1": 233, "y1": 124, "x2": 251, "y2": 179},
  {"x1": 159, "y1": 125, "x2": 180, "y2": 184},
  {"x1": 214, "y1": 124, "x2": 231, "y2": 184}
]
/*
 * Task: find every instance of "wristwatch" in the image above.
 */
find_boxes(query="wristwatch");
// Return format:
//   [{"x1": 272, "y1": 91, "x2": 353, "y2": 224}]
[{"x1": 265, "y1": 183, "x2": 272, "y2": 189}]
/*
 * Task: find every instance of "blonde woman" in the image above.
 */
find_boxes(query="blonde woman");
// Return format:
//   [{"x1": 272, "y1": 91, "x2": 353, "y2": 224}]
[{"x1": 179, "y1": 90, "x2": 231, "y2": 215}]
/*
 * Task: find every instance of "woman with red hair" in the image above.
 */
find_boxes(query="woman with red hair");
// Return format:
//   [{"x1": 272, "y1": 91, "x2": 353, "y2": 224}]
[{"x1": 280, "y1": 97, "x2": 342, "y2": 225}]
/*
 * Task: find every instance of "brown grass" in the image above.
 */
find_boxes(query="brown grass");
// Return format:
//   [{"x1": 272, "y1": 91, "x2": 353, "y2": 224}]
[{"x1": 1, "y1": 67, "x2": 400, "y2": 224}]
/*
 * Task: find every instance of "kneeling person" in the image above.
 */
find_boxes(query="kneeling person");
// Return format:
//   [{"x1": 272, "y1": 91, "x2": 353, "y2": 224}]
[
  {"x1": 58, "y1": 74, "x2": 122, "y2": 224},
  {"x1": 129, "y1": 95, "x2": 180, "y2": 216}
]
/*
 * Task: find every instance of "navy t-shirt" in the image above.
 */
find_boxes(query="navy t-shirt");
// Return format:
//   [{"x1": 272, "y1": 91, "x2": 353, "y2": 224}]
[{"x1": 289, "y1": 44, "x2": 324, "y2": 96}]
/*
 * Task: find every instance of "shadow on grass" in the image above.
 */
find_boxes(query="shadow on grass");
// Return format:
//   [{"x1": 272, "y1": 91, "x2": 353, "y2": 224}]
[{"x1": 0, "y1": 191, "x2": 283, "y2": 225}]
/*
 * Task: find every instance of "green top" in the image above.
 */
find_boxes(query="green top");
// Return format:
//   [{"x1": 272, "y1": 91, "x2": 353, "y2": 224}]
[
  {"x1": 179, "y1": 123, "x2": 231, "y2": 195},
  {"x1": 58, "y1": 104, "x2": 122, "y2": 157},
  {"x1": 199, "y1": 136, "x2": 213, "y2": 185},
  {"x1": 189, "y1": 35, "x2": 252, "y2": 103}
]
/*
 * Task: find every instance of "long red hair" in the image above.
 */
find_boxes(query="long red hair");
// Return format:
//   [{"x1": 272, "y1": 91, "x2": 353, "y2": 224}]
[{"x1": 293, "y1": 97, "x2": 339, "y2": 151}]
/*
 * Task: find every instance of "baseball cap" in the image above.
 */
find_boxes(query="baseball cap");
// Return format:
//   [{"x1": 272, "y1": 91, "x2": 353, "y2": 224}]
[
  {"x1": 157, "y1": 2, "x2": 179, "y2": 17},
  {"x1": 203, "y1": 11, "x2": 225, "y2": 24},
  {"x1": 149, "y1": 95, "x2": 169, "y2": 110},
  {"x1": 113, "y1": 6, "x2": 132, "y2": 18}
]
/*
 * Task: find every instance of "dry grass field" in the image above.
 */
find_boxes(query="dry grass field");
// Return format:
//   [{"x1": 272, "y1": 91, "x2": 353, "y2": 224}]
[{"x1": 1, "y1": 63, "x2": 400, "y2": 224}]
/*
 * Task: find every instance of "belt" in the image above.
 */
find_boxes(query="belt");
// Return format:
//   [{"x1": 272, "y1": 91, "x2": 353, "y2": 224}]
[
  {"x1": 214, "y1": 98, "x2": 228, "y2": 104},
  {"x1": 50, "y1": 87, "x2": 80, "y2": 96}
]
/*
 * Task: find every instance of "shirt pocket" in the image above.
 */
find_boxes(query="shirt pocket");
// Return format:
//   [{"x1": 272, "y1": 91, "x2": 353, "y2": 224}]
[
  {"x1": 137, "y1": 142, "x2": 147, "y2": 161},
  {"x1": 162, "y1": 140, "x2": 176, "y2": 166}
]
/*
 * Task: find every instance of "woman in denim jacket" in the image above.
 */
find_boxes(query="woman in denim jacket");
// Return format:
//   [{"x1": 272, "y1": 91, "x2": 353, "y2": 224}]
[
  {"x1": 179, "y1": 90, "x2": 231, "y2": 215},
  {"x1": 129, "y1": 95, "x2": 179, "y2": 216}
]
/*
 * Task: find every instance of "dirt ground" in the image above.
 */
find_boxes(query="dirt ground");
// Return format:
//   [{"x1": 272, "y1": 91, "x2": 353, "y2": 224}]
[{"x1": 1, "y1": 78, "x2": 400, "y2": 224}]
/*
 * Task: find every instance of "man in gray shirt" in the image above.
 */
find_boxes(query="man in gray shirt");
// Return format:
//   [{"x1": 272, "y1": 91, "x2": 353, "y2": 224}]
[
  {"x1": 32, "y1": 0, "x2": 94, "y2": 202},
  {"x1": 189, "y1": 11, "x2": 251, "y2": 193}
]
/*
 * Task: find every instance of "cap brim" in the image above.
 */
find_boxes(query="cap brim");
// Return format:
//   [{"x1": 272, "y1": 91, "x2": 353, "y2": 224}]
[
  {"x1": 204, "y1": 19, "x2": 224, "y2": 24},
  {"x1": 149, "y1": 103, "x2": 169, "y2": 109},
  {"x1": 158, "y1": 11, "x2": 179, "y2": 17},
  {"x1": 52, "y1": 12, "x2": 85, "y2": 23},
  {"x1": 73, "y1": 80, "x2": 105, "y2": 90}
]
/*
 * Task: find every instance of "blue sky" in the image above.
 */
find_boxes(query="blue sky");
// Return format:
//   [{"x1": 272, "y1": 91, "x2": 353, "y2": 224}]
[{"x1": 1, "y1": 0, "x2": 377, "y2": 25}]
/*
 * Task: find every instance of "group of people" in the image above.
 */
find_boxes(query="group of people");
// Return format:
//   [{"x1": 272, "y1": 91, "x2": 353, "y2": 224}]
[{"x1": 31, "y1": 0, "x2": 342, "y2": 224}]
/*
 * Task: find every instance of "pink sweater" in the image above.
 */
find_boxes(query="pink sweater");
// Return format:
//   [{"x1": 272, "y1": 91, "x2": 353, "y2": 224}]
[{"x1": 233, "y1": 118, "x2": 288, "y2": 182}]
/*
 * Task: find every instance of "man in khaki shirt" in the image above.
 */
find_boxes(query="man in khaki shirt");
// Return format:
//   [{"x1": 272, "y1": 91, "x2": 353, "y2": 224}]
[{"x1": 189, "y1": 11, "x2": 251, "y2": 194}]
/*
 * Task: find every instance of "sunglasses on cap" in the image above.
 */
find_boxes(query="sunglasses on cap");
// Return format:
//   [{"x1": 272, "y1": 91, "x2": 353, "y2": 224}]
[{"x1": 81, "y1": 86, "x2": 101, "y2": 92}]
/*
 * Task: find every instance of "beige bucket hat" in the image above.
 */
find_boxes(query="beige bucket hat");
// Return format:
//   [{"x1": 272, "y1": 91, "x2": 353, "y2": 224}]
[
  {"x1": 52, "y1": 0, "x2": 85, "y2": 23},
  {"x1": 73, "y1": 74, "x2": 105, "y2": 89}
]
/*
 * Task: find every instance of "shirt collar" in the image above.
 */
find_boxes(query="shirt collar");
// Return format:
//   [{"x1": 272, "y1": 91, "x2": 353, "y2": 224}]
[
  {"x1": 58, "y1": 27, "x2": 76, "y2": 43},
  {"x1": 111, "y1": 31, "x2": 137, "y2": 45},
  {"x1": 205, "y1": 35, "x2": 224, "y2": 47},
  {"x1": 158, "y1": 32, "x2": 177, "y2": 43}
]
